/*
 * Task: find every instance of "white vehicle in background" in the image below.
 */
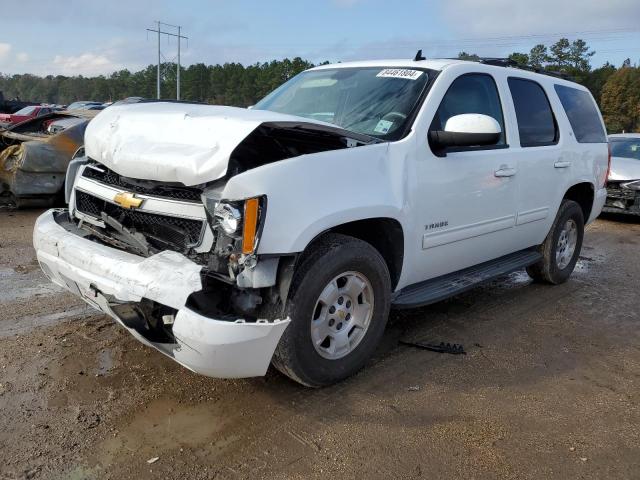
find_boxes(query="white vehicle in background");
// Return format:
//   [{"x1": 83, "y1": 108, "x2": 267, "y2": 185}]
[
  {"x1": 34, "y1": 56, "x2": 608, "y2": 387},
  {"x1": 604, "y1": 134, "x2": 640, "y2": 215}
]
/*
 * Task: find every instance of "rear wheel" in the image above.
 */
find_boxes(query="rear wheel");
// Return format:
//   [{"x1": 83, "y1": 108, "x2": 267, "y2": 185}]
[
  {"x1": 527, "y1": 199, "x2": 584, "y2": 284},
  {"x1": 272, "y1": 234, "x2": 391, "y2": 387}
]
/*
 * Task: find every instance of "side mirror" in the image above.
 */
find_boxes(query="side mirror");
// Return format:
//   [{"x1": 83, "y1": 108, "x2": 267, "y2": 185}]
[{"x1": 429, "y1": 113, "x2": 501, "y2": 150}]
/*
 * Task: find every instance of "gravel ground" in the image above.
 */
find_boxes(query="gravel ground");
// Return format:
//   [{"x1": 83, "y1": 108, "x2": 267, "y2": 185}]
[{"x1": 0, "y1": 208, "x2": 639, "y2": 480}]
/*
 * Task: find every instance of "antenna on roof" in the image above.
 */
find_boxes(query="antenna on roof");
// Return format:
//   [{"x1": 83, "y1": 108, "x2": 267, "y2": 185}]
[{"x1": 414, "y1": 49, "x2": 426, "y2": 61}]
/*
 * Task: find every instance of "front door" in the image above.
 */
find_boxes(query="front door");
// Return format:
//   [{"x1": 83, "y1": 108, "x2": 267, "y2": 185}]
[{"x1": 410, "y1": 72, "x2": 519, "y2": 284}]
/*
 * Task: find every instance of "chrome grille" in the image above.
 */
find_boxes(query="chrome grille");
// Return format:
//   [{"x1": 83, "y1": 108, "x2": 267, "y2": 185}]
[
  {"x1": 75, "y1": 190, "x2": 205, "y2": 253},
  {"x1": 82, "y1": 164, "x2": 202, "y2": 202}
]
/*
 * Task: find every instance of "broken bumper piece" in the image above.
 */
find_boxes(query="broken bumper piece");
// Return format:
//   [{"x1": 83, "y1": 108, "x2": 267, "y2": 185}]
[
  {"x1": 603, "y1": 183, "x2": 640, "y2": 215},
  {"x1": 33, "y1": 209, "x2": 290, "y2": 378}
]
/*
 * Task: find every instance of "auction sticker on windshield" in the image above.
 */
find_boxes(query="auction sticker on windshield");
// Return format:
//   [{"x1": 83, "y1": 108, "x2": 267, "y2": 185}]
[
  {"x1": 376, "y1": 69, "x2": 424, "y2": 80},
  {"x1": 374, "y1": 119, "x2": 394, "y2": 134}
]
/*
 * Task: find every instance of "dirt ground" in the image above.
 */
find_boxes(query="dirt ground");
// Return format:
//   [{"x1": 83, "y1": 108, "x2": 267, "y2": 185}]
[{"x1": 0, "y1": 208, "x2": 639, "y2": 480}]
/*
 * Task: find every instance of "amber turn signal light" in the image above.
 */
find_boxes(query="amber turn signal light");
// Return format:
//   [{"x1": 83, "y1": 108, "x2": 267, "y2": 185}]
[{"x1": 242, "y1": 198, "x2": 260, "y2": 254}]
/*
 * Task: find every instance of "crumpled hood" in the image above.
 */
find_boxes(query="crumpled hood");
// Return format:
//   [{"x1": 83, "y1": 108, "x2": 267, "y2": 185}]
[
  {"x1": 609, "y1": 156, "x2": 640, "y2": 182},
  {"x1": 84, "y1": 102, "x2": 333, "y2": 186}
]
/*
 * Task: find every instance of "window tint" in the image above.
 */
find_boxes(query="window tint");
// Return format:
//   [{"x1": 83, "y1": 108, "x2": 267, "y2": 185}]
[
  {"x1": 554, "y1": 85, "x2": 606, "y2": 143},
  {"x1": 508, "y1": 78, "x2": 557, "y2": 147},
  {"x1": 432, "y1": 73, "x2": 506, "y2": 146}
]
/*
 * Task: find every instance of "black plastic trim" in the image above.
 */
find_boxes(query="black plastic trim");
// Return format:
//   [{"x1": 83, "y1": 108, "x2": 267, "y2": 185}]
[{"x1": 392, "y1": 249, "x2": 542, "y2": 309}]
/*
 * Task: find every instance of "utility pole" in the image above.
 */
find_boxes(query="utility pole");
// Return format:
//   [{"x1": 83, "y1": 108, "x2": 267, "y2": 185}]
[
  {"x1": 177, "y1": 25, "x2": 181, "y2": 101},
  {"x1": 156, "y1": 21, "x2": 160, "y2": 99},
  {"x1": 146, "y1": 22, "x2": 188, "y2": 100}
]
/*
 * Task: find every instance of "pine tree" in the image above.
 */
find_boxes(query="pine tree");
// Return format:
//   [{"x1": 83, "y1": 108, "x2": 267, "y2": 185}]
[{"x1": 600, "y1": 67, "x2": 640, "y2": 133}]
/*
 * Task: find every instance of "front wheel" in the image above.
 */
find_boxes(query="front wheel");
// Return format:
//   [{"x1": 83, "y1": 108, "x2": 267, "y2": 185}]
[
  {"x1": 272, "y1": 234, "x2": 391, "y2": 387},
  {"x1": 527, "y1": 199, "x2": 584, "y2": 284}
]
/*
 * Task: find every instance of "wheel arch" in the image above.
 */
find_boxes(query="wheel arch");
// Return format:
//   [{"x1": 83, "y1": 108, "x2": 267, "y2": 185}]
[
  {"x1": 563, "y1": 182, "x2": 595, "y2": 222},
  {"x1": 304, "y1": 217, "x2": 405, "y2": 291}
]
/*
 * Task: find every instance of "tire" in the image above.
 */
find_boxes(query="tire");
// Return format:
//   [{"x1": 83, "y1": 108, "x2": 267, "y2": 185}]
[
  {"x1": 526, "y1": 199, "x2": 584, "y2": 284},
  {"x1": 272, "y1": 233, "x2": 391, "y2": 387}
]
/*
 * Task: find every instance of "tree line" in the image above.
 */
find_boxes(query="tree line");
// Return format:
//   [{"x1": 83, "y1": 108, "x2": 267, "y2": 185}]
[
  {"x1": 0, "y1": 39, "x2": 638, "y2": 132},
  {"x1": 0, "y1": 57, "x2": 315, "y2": 110}
]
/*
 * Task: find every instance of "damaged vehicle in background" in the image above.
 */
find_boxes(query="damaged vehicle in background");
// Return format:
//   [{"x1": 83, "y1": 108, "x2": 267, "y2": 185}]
[
  {"x1": 0, "y1": 105, "x2": 60, "y2": 129},
  {"x1": 34, "y1": 58, "x2": 608, "y2": 387},
  {"x1": 66, "y1": 101, "x2": 103, "y2": 111},
  {"x1": 0, "y1": 110, "x2": 97, "y2": 207},
  {"x1": 603, "y1": 134, "x2": 640, "y2": 215}
]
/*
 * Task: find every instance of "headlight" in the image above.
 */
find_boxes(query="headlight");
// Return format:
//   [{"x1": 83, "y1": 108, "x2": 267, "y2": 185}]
[
  {"x1": 621, "y1": 180, "x2": 640, "y2": 191},
  {"x1": 201, "y1": 190, "x2": 266, "y2": 255},
  {"x1": 214, "y1": 203, "x2": 242, "y2": 234}
]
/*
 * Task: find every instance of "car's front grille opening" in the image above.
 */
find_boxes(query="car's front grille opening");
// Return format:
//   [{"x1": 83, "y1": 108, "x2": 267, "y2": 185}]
[
  {"x1": 75, "y1": 190, "x2": 205, "y2": 253},
  {"x1": 82, "y1": 164, "x2": 202, "y2": 202}
]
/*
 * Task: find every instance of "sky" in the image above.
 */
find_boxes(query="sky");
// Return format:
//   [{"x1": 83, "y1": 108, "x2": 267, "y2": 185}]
[{"x1": 1, "y1": 0, "x2": 640, "y2": 77}]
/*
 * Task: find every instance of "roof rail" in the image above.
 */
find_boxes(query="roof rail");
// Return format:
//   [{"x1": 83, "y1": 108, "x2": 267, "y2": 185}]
[{"x1": 476, "y1": 57, "x2": 571, "y2": 80}]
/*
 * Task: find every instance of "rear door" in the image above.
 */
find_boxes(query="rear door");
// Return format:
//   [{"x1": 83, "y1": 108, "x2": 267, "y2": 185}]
[{"x1": 506, "y1": 77, "x2": 563, "y2": 247}]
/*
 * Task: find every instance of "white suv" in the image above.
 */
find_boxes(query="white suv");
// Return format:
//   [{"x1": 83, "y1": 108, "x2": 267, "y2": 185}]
[{"x1": 34, "y1": 58, "x2": 609, "y2": 386}]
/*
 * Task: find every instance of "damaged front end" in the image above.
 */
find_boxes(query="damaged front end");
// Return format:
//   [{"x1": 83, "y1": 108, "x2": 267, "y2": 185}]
[
  {"x1": 70, "y1": 159, "x2": 284, "y2": 320},
  {"x1": 35, "y1": 210, "x2": 289, "y2": 378},
  {"x1": 0, "y1": 112, "x2": 93, "y2": 207},
  {"x1": 603, "y1": 180, "x2": 640, "y2": 215},
  {"x1": 34, "y1": 105, "x2": 373, "y2": 377}
]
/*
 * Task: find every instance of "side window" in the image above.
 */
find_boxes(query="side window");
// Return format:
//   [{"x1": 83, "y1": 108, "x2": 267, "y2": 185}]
[
  {"x1": 554, "y1": 85, "x2": 606, "y2": 143},
  {"x1": 508, "y1": 78, "x2": 558, "y2": 147},
  {"x1": 432, "y1": 73, "x2": 506, "y2": 146}
]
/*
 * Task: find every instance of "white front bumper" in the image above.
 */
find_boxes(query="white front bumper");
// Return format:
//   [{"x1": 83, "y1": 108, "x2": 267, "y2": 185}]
[{"x1": 33, "y1": 209, "x2": 289, "y2": 378}]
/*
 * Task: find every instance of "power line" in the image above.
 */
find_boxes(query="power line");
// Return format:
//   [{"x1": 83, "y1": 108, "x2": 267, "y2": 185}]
[
  {"x1": 146, "y1": 21, "x2": 188, "y2": 100},
  {"x1": 173, "y1": 26, "x2": 640, "y2": 49}
]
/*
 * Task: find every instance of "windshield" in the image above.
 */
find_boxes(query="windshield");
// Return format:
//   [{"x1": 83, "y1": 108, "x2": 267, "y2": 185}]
[
  {"x1": 14, "y1": 106, "x2": 37, "y2": 115},
  {"x1": 254, "y1": 67, "x2": 432, "y2": 140},
  {"x1": 611, "y1": 138, "x2": 640, "y2": 161}
]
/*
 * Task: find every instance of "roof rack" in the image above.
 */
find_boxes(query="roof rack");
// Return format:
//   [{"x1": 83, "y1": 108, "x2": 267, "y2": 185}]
[{"x1": 476, "y1": 57, "x2": 571, "y2": 80}]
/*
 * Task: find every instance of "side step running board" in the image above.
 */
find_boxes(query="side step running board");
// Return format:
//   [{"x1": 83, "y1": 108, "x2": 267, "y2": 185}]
[{"x1": 392, "y1": 250, "x2": 542, "y2": 309}]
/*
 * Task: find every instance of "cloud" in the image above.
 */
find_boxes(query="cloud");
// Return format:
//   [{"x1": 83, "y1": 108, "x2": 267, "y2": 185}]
[
  {"x1": 0, "y1": 43, "x2": 11, "y2": 60},
  {"x1": 16, "y1": 52, "x2": 29, "y2": 63},
  {"x1": 442, "y1": 0, "x2": 640, "y2": 36},
  {"x1": 52, "y1": 52, "x2": 123, "y2": 76}
]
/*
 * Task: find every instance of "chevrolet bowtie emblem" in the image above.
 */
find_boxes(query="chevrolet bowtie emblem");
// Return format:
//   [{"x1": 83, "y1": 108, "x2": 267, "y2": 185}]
[{"x1": 113, "y1": 192, "x2": 143, "y2": 209}]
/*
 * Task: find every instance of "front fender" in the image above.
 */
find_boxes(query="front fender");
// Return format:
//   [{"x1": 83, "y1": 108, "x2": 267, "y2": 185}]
[{"x1": 222, "y1": 142, "x2": 407, "y2": 254}]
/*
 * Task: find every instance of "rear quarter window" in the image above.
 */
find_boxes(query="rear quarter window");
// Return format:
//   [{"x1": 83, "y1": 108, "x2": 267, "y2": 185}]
[
  {"x1": 508, "y1": 78, "x2": 558, "y2": 147},
  {"x1": 554, "y1": 85, "x2": 606, "y2": 143}
]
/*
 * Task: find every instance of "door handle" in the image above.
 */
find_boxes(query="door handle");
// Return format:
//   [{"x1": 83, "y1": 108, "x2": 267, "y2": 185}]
[
  {"x1": 494, "y1": 165, "x2": 516, "y2": 177},
  {"x1": 554, "y1": 160, "x2": 572, "y2": 168}
]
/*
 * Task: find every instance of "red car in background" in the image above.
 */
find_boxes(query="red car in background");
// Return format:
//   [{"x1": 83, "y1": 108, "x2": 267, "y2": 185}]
[{"x1": 0, "y1": 105, "x2": 58, "y2": 127}]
